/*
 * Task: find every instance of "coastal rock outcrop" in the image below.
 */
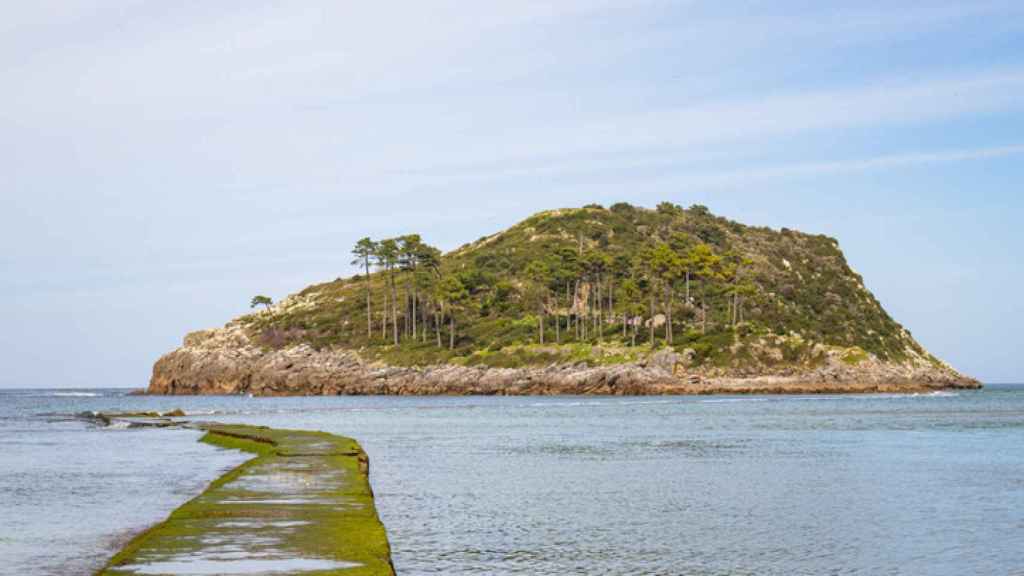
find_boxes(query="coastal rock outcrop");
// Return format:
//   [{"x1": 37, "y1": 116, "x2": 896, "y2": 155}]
[
  {"x1": 149, "y1": 323, "x2": 978, "y2": 396},
  {"x1": 148, "y1": 203, "x2": 981, "y2": 396}
]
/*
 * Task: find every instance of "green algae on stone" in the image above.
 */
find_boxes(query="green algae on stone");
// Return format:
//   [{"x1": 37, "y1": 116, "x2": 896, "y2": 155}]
[{"x1": 97, "y1": 424, "x2": 394, "y2": 576}]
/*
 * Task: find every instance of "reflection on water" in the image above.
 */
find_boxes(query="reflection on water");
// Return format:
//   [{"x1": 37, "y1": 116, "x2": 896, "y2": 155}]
[
  {"x1": 115, "y1": 557, "x2": 361, "y2": 575},
  {"x1": 2, "y1": 387, "x2": 1023, "y2": 575}
]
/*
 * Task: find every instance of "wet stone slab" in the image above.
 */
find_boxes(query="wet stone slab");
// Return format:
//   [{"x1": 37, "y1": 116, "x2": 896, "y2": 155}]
[{"x1": 97, "y1": 425, "x2": 394, "y2": 576}]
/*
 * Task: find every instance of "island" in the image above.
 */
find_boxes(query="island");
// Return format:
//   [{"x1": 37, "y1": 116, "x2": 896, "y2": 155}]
[{"x1": 148, "y1": 202, "x2": 977, "y2": 396}]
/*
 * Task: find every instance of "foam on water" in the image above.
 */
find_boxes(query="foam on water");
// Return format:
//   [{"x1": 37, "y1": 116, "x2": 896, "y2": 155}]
[{"x1": 701, "y1": 397, "x2": 770, "y2": 403}]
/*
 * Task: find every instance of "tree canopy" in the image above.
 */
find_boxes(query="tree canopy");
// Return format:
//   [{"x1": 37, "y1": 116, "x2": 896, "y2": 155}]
[{"x1": 242, "y1": 203, "x2": 921, "y2": 369}]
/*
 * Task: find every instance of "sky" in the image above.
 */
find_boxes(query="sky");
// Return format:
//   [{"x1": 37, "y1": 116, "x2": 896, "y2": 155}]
[{"x1": 1, "y1": 1, "x2": 1022, "y2": 388}]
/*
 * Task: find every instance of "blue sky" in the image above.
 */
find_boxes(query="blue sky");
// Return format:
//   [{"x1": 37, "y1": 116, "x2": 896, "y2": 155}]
[{"x1": 1, "y1": 1, "x2": 1022, "y2": 387}]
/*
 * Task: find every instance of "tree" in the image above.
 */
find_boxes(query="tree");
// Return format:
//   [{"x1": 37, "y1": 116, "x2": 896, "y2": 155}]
[
  {"x1": 722, "y1": 251, "x2": 755, "y2": 326},
  {"x1": 583, "y1": 251, "x2": 612, "y2": 342},
  {"x1": 375, "y1": 238, "x2": 400, "y2": 344},
  {"x1": 525, "y1": 260, "x2": 552, "y2": 344},
  {"x1": 552, "y1": 247, "x2": 581, "y2": 343},
  {"x1": 616, "y1": 278, "x2": 642, "y2": 346},
  {"x1": 437, "y1": 274, "x2": 468, "y2": 350},
  {"x1": 688, "y1": 243, "x2": 723, "y2": 334},
  {"x1": 250, "y1": 295, "x2": 273, "y2": 311},
  {"x1": 351, "y1": 237, "x2": 377, "y2": 339},
  {"x1": 669, "y1": 232, "x2": 695, "y2": 303},
  {"x1": 413, "y1": 242, "x2": 442, "y2": 343},
  {"x1": 397, "y1": 235, "x2": 424, "y2": 340},
  {"x1": 645, "y1": 242, "x2": 681, "y2": 345},
  {"x1": 656, "y1": 201, "x2": 682, "y2": 216}
]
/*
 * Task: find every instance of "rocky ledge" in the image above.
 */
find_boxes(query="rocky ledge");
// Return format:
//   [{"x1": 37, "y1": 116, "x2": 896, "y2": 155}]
[{"x1": 147, "y1": 324, "x2": 979, "y2": 396}]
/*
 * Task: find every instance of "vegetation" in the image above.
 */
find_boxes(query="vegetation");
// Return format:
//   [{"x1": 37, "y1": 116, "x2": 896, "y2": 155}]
[
  {"x1": 240, "y1": 202, "x2": 923, "y2": 369},
  {"x1": 98, "y1": 424, "x2": 394, "y2": 576},
  {"x1": 250, "y1": 294, "x2": 273, "y2": 310}
]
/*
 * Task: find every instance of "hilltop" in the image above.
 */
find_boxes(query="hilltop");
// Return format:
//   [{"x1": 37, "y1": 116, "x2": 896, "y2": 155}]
[{"x1": 148, "y1": 202, "x2": 977, "y2": 395}]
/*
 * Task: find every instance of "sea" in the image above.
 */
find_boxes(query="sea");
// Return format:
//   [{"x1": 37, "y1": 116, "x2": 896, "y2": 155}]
[{"x1": 1, "y1": 386, "x2": 1022, "y2": 576}]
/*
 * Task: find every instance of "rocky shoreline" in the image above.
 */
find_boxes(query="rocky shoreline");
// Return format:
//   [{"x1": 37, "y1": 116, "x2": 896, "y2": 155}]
[{"x1": 147, "y1": 326, "x2": 980, "y2": 396}]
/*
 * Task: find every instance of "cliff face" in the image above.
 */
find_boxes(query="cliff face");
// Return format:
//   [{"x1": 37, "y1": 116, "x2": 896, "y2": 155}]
[
  {"x1": 147, "y1": 202, "x2": 978, "y2": 396},
  {"x1": 149, "y1": 323, "x2": 977, "y2": 396}
]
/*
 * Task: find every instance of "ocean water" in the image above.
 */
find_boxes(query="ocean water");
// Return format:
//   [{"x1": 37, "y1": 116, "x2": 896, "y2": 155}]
[{"x1": 1, "y1": 386, "x2": 1023, "y2": 575}]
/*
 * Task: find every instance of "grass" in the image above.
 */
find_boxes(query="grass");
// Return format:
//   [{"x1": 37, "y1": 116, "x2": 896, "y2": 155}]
[{"x1": 841, "y1": 346, "x2": 870, "y2": 366}]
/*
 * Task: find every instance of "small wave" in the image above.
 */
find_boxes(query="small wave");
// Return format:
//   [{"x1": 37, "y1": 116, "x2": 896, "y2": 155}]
[
  {"x1": 701, "y1": 398, "x2": 769, "y2": 404},
  {"x1": 49, "y1": 392, "x2": 103, "y2": 397},
  {"x1": 857, "y1": 391, "x2": 961, "y2": 400},
  {"x1": 527, "y1": 401, "x2": 608, "y2": 408}
]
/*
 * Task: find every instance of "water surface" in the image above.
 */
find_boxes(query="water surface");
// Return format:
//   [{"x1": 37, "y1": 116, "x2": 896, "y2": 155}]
[{"x1": 1, "y1": 386, "x2": 1022, "y2": 575}]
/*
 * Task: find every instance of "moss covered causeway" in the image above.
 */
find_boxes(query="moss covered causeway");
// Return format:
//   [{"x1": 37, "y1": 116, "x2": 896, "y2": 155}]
[{"x1": 97, "y1": 424, "x2": 394, "y2": 576}]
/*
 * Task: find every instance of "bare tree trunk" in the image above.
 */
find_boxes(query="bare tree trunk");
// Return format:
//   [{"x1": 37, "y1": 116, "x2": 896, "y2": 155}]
[
  {"x1": 608, "y1": 278, "x2": 613, "y2": 331},
  {"x1": 382, "y1": 291, "x2": 388, "y2": 340},
  {"x1": 449, "y1": 314, "x2": 455, "y2": 350},
  {"x1": 701, "y1": 293, "x2": 707, "y2": 336},
  {"x1": 364, "y1": 260, "x2": 372, "y2": 339},
  {"x1": 564, "y1": 281, "x2": 570, "y2": 342},
  {"x1": 649, "y1": 287, "x2": 656, "y2": 347},
  {"x1": 435, "y1": 306, "x2": 442, "y2": 348},
  {"x1": 732, "y1": 290, "x2": 739, "y2": 326},
  {"x1": 632, "y1": 320, "x2": 637, "y2": 347},
  {"x1": 391, "y1": 273, "x2": 399, "y2": 345},
  {"x1": 557, "y1": 293, "x2": 565, "y2": 342},
  {"x1": 584, "y1": 280, "x2": 589, "y2": 340},
  {"x1": 539, "y1": 303, "x2": 545, "y2": 344},
  {"x1": 575, "y1": 281, "x2": 581, "y2": 340},
  {"x1": 419, "y1": 297, "x2": 426, "y2": 343},
  {"x1": 666, "y1": 285, "x2": 673, "y2": 345},
  {"x1": 588, "y1": 281, "x2": 593, "y2": 340},
  {"x1": 581, "y1": 281, "x2": 586, "y2": 340}
]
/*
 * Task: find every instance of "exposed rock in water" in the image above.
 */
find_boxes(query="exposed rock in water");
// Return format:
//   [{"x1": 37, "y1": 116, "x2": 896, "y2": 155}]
[{"x1": 78, "y1": 409, "x2": 188, "y2": 427}]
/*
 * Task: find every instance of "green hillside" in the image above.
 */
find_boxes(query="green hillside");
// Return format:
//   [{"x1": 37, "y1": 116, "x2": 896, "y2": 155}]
[{"x1": 240, "y1": 202, "x2": 934, "y2": 371}]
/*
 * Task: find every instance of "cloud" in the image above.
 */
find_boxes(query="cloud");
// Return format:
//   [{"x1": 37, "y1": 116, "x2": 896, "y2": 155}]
[
  {"x1": 381, "y1": 69, "x2": 1024, "y2": 180},
  {"x1": 669, "y1": 144, "x2": 1024, "y2": 189}
]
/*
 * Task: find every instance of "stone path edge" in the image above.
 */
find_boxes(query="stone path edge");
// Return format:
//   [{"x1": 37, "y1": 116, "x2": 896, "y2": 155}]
[{"x1": 95, "y1": 423, "x2": 396, "y2": 576}]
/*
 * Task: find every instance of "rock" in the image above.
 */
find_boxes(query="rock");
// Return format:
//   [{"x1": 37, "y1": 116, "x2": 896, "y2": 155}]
[
  {"x1": 147, "y1": 323, "x2": 980, "y2": 397},
  {"x1": 645, "y1": 314, "x2": 666, "y2": 329},
  {"x1": 649, "y1": 349, "x2": 680, "y2": 372}
]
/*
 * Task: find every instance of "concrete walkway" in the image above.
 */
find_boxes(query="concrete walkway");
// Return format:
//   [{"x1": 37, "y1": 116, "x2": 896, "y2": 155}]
[{"x1": 97, "y1": 424, "x2": 394, "y2": 576}]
